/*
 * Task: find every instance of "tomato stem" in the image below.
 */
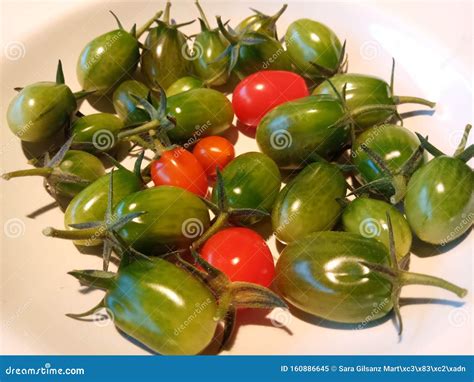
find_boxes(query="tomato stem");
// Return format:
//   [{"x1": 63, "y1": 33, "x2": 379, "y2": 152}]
[
  {"x1": 2, "y1": 167, "x2": 53, "y2": 180},
  {"x1": 190, "y1": 211, "x2": 229, "y2": 251},
  {"x1": 163, "y1": 2, "x2": 171, "y2": 24},
  {"x1": 43, "y1": 226, "x2": 106, "y2": 241},
  {"x1": 351, "y1": 104, "x2": 398, "y2": 119},
  {"x1": 393, "y1": 96, "x2": 436, "y2": 108},
  {"x1": 454, "y1": 124, "x2": 472, "y2": 157},
  {"x1": 399, "y1": 271, "x2": 467, "y2": 298},
  {"x1": 117, "y1": 120, "x2": 160, "y2": 140},
  {"x1": 136, "y1": 10, "x2": 163, "y2": 39}
]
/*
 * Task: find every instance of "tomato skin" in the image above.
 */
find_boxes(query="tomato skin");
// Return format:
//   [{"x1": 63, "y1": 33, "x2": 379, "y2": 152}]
[
  {"x1": 106, "y1": 258, "x2": 218, "y2": 355},
  {"x1": 201, "y1": 227, "x2": 275, "y2": 287},
  {"x1": 233, "y1": 70, "x2": 309, "y2": 128},
  {"x1": 404, "y1": 156, "x2": 474, "y2": 245},
  {"x1": 192, "y1": 136, "x2": 235, "y2": 176},
  {"x1": 150, "y1": 148, "x2": 208, "y2": 197}
]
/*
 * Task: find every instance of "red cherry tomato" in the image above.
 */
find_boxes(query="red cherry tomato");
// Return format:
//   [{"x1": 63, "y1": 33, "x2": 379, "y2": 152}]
[
  {"x1": 150, "y1": 147, "x2": 208, "y2": 197},
  {"x1": 192, "y1": 136, "x2": 235, "y2": 176},
  {"x1": 232, "y1": 70, "x2": 309, "y2": 128},
  {"x1": 200, "y1": 227, "x2": 275, "y2": 287}
]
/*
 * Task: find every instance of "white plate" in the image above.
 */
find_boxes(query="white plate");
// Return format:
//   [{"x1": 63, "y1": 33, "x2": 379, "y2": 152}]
[{"x1": 1, "y1": 0, "x2": 472, "y2": 355}]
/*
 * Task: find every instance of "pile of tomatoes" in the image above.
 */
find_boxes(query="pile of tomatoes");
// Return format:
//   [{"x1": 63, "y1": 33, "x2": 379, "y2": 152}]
[{"x1": 3, "y1": 1, "x2": 472, "y2": 355}]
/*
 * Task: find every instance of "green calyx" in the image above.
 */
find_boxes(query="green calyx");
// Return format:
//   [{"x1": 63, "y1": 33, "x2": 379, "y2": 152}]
[
  {"x1": 416, "y1": 124, "x2": 473, "y2": 163},
  {"x1": 117, "y1": 86, "x2": 174, "y2": 144},
  {"x1": 215, "y1": 16, "x2": 271, "y2": 76},
  {"x1": 2, "y1": 136, "x2": 90, "y2": 200},
  {"x1": 176, "y1": 251, "x2": 287, "y2": 350},
  {"x1": 350, "y1": 142, "x2": 424, "y2": 204},
  {"x1": 109, "y1": 9, "x2": 163, "y2": 39},
  {"x1": 360, "y1": 213, "x2": 467, "y2": 335},
  {"x1": 190, "y1": 168, "x2": 270, "y2": 251},
  {"x1": 309, "y1": 40, "x2": 348, "y2": 81},
  {"x1": 43, "y1": 161, "x2": 147, "y2": 271}
]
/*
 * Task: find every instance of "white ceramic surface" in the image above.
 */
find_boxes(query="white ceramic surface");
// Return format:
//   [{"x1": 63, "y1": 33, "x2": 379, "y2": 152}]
[{"x1": 1, "y1": 0, "x2": 472, "y2": 355}]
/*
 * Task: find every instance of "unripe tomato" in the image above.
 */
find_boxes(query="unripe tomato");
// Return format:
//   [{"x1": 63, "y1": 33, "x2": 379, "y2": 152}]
[
  {"x1": 192, "y1": 136, "x2": 235, "y2": 177},
  {"x1": 150, "y1": 147, "x2": 208, "y2": 197},
  {"x1": 232, "y1": 70, "x2": 309, "y2": 128},
  {"x1": 201, "y1": 227, "x2": 276, "y2": 287}
]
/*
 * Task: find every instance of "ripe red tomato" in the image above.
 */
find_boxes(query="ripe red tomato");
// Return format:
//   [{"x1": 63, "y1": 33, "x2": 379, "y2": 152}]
[
  {"x1": 150, "y1": 147, "x2": 208, "y2": 197},
  {"x1": 232, "y1": 70, "x2": 309, "y2": 128},
  {"x1": 192, "y1": 136, "x2": 235, "y2": 176},
  {"x1": 200, "y1": 227, "x2": 275, "y2": 287}
]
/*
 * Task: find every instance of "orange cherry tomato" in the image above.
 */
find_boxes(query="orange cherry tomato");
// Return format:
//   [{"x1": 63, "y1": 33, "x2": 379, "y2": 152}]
[
  {"x1": 192, "y1": 136, "x2": 235, "y2": 177},
  {"x1": 150, "y1": 147, "x2": 208, "y2": 197}
]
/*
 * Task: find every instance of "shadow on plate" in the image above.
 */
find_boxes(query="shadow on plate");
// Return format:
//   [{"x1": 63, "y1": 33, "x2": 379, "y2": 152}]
[{"x1": 411, "y1": 228, "x2": 472, "y2": 258}]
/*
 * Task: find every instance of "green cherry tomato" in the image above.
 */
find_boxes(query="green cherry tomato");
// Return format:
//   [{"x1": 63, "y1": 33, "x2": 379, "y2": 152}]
[
  {"x1": 54, "y1": 150, "x2": 106, "y2": 198},
  {"x1": 285, "y1": 19, "x2": 342, "y2": 80},
  {"x1": 141, "y1": 19, "x2": 191, "y2": 89},
  {"x1": 113, "y1": 80, "x2": 157, "y2": 126},
  {"x1": 272, "y1": 162, "x2": 347, "y2": 243},
  {"x1": 217, "y1": 17, "x2": 291, "y2": 77},
  {"x1": 7, "y1": 82, "x2": 76, "y2": 142},
  {"x1": 313, "y1": 73, "x2": 436, "y2": 129},
  {"x1": 211, "y1": 152, "x2": 281, "y2": 218},
  {"x1": 77, "y1": 29, "x2": 139, "y2": 94},
  {"x1": 405, "y1": 156, "x2": 474, "y2": 245},
  {"x1": 114, "y1": 186, "x2": 211, "y2": 254},
  {"x1": 71, "y1": 113, "x2": 124, "y2": 152},
  {"x1": 64, "y1": 168, "x2": 142, "y2": 246},
  {"x1": 105, "y1": 258, "x2": 218, "y2": 355},
  {"x1": 166, "y1": 76, "x2": 204, "y2": 97},
  {"x1": 235, "y1": 32, "x2": 292, "y2": 76},
  {"x1": 192, "y1": 3, "x2": 229, "y2": 86},
  {"x1": 256, "y1": 95, "x2": 351, "y2": 169},
  {"x1": 192, "y1": 28, "x2": 229, "y2": 86},
  {"x1": 167, "y1": 88, "x2": 234, "y2": 142},
  {"x1": 352, "y1": 124, "x2": 426, "y2": 199},
  {"x1": 275, "y1": 231, "x2": 467, "y2": 324},
  {"x1": 342, "y1": 197, "x2": 412, "y2": 261},
  {"x1": 235, "y1": 4, "x2": 287, "y2": 39},
  {"x1": 276, "y1": 232, "x2": 392, "y2": 323}
]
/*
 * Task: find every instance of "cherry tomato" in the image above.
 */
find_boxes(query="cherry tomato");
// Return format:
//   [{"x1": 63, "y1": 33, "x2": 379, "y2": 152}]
[
  {"x1": 200, "y1": 227, "x2": 275, "y2": 287},
  {"x1": 150, "y1": 147, "x2": 208, "y2": 197},
  {"x1": 192, "y1": 136, "x2": 235, "y2": 176},
  {"x1": 232, "y1": 70, "x2": 309, "y2": 128}
]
